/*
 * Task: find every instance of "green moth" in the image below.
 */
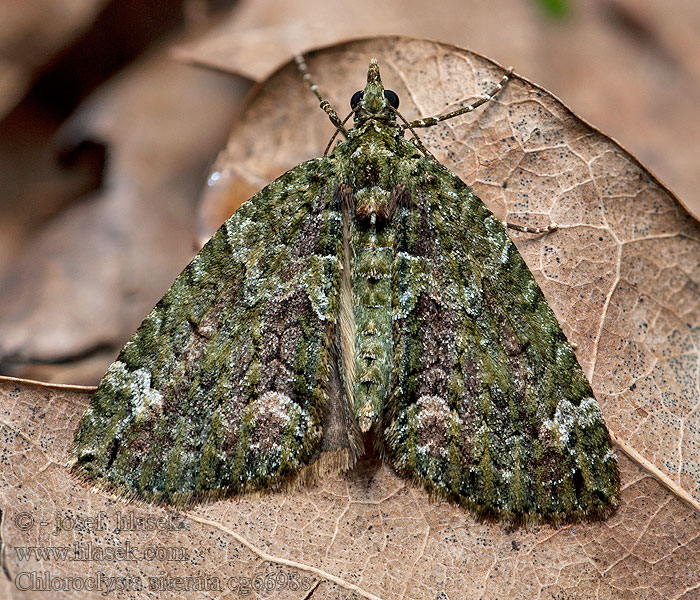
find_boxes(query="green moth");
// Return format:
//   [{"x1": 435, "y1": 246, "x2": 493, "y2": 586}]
[{"x1": 73, "y1": 56, "x2": 619, "y2": 524}]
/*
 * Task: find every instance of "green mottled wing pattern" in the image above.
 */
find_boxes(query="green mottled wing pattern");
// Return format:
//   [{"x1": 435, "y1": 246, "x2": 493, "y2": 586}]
[
  {"x1": 73, "y1": 160, "x2": 361, "y2": 503},
  {"x1": 381, "y1": 160, "x2": 620, "y2": 523},
  {"x1": 73, "y1": 59, "x2": 620, "y2": 523}
]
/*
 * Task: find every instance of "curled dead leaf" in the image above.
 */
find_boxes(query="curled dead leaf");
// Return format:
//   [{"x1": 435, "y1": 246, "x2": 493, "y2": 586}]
[
  {"x1": 204, "y1": 37, "x2": 700, "y2": 513},
  {"x1": 0, "y1": 46, "x2": 249, "y2": 385}
]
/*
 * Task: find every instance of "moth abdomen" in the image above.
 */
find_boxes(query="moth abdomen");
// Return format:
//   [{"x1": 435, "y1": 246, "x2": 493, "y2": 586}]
[{"x1": 349, "y1": 183, "x2": 398, "y2": 432}]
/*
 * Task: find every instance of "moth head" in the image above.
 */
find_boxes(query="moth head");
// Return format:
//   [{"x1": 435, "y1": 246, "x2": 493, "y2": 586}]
[{"x1": 350, "y1": 58, "x2": 400, "y2": 123}]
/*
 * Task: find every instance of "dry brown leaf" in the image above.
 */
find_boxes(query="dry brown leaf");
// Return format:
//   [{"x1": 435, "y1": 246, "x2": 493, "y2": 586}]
[
  {"x1": 3, "y1": 37, "x2": 700, "y2": 599},
  {"x1": 0, "y1": 45, "x2": 249, "y2": 385},
  {"x1": 0, "y1": 0, "x2": 109, "y2": 119},
  {"x1": 1, "y1": 371, "x2": 699, "y2": 600},
  {"x1": 178, "y1": 0, "x2": 700, "y2": 219}
]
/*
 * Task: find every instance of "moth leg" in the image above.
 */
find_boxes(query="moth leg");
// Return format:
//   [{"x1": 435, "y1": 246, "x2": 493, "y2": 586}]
[
  {"x1": 323, "y1": 110, "x2": 354, "y2": 155},
  {"x1": 402, "y1": 67, "x2": 513, "y2": 130},
  {"x1": 503, "y1": 220, "x2": 558, "y2": 235},
  {"x1": 295, "y1": 54, "x2": 349, "y2": 138},
  {"x1": 388, "y1": 104, "x2": 433, "y2": 157}
]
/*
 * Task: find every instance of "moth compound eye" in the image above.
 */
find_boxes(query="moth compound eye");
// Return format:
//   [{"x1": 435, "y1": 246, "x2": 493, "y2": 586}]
[
  {"x1": 350, "y1": 90, "x2": 364, "y2": 109},
  {"x1": 384, "y1": 90, "x2": 399, "y2": 109}
]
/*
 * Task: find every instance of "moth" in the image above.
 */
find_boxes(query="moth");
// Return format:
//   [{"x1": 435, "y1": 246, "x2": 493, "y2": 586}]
[{"x1": 73, "y1": 55, "x2": 620, "y2": 524}]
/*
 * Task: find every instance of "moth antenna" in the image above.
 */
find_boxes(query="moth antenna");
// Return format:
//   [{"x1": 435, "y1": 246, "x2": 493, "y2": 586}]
[
  {"x1": 324, "y1": 109, "x2": 354, "y2": 155},
  {"x1": 295, "y1": 54, "x2": 349, "y2": 137},
  {"x1": 403, "y1": 67, "x2": 513, "y2": 130}
]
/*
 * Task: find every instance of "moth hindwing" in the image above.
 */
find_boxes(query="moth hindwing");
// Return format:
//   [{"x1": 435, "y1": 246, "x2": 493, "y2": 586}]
[{"x1": 73, "y1": 56, "x2": 619, "y2": 524}]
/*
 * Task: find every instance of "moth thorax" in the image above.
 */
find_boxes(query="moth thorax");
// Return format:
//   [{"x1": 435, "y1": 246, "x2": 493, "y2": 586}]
[{"x1": 354, "y1": 186, "x2": 395, "y2": 222}]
